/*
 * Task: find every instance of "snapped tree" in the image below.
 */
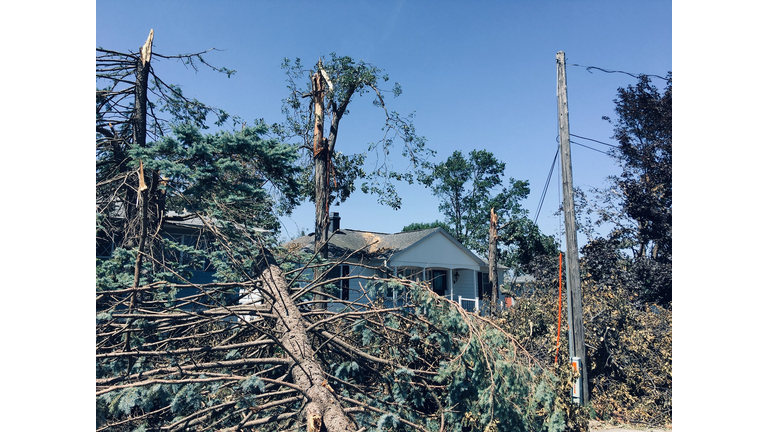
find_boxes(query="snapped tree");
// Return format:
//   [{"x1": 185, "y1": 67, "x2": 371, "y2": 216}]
[
  {"x1": 279, "y1": 54, "x2": 433, "y2": 305},
  {"x1": 96, "y1": 34, "x2": 573, "y2": 432}
]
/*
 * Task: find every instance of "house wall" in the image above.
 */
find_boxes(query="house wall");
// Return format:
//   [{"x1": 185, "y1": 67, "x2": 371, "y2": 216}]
[
  {"x1": 451, "y1": 269, "x2": 476, "y2": 300},
  {"x1": 389, "y1": 232, "x2": 481, "y2": 270},
  {"x1": 345, "y1": 265, "x2": 378, "y2": 305},
  {"x1": 325, "y1": 264, "x2": 383, "y2": 312}
]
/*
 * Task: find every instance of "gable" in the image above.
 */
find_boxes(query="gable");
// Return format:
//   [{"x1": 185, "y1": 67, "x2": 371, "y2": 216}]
[{"x1": 389, "y1": 231, "x2": 482, "y2": 270}]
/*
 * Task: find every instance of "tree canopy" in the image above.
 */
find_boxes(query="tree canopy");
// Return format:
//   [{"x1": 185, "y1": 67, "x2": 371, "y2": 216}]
[
  {"x1": 96, "y1": 34, "x2": 576, "y2": 432},
  {"x1": 279, "y1": 53, "x2": 433, "y2": 211},
  {"x1": 419, "y1": 149, "x2": 557, "y2": 272},
  {"x1": 589, "y1": 73, "x2": 672, "y2": 305}
]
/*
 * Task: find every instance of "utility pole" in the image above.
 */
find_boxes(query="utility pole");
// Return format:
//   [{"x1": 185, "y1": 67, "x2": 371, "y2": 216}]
[{"x1": 556, "y1": 51, "x2": 588, "y2": 404}]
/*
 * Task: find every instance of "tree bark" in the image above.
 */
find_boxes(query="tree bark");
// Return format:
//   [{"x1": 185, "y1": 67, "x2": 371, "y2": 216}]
[
  {"x1": 312, "y1": 69, "x2": 329, "y2": 258},
  {"x1": 311, "y1": 67, "x2": 331, "y2": 309},
  {"x1": 488, "y1": 208, "x2": 499, "y2": 315},
  {"x1": 125, "y1": 30, "x2": 154, "y2": 372},
  {"x1": 256, "y1": 254, "x2": 357, "y2": 432}
]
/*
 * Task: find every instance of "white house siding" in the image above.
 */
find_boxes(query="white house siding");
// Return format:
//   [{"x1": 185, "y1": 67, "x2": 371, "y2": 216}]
[
  {"x1": 451, "y1": 270, "x2": 477, "y2": 301},
  {"x1": 390, "y1": 232, "x2": 481, "y2": 270}
]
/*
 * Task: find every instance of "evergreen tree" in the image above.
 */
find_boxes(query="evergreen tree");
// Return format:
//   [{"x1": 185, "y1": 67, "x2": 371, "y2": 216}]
[{"x1": 96, "y1": 34, "x2": 576, "y2": 432}]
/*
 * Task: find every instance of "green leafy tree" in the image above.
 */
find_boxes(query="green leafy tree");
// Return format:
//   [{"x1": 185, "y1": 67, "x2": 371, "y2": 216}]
[
  {"x1": 421, "y1": 150, "x2": 556, "y2": 272},
  {"x1": 401, "y1": 220, "x2": 452, "y2": 232},
  {"x1": 96, "y1": 34, "x2": 578, "y2": 432},
  {"x1": 589, "y1": 73, "x2": 672, "y2": 304},
  {"x1": 602, "y1": 73, "x2": 671, "y2": 262},
  {"x1": 280, "y1": 53, "x2": 432, "y2": 211},
  {"x1": 280, "y1": 53, "x2": 433, "y2": 307}
]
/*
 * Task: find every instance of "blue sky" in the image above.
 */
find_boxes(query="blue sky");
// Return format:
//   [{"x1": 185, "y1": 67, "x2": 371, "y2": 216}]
[{"x1": 96, "y1": 0, "x2": 672, "y2": 246}]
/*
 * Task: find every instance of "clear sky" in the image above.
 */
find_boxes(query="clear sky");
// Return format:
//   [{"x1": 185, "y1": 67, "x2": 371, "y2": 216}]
[{"x1": 96, "y1": 0, "x2": 672, "y2": 246}]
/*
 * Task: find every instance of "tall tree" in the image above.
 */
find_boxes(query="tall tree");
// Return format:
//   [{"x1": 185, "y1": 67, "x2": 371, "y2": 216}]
[
  {"x1": 280, "y1": 54, "x2": 432, "y2": 240},
  {"x1": 593, "y1": 73, "x2": 672, "y2": 304},
  {"x1": 421, "y1": 150, "x2": 556, "y2": 272},
  {"x1": 280, "y1": 54, "x2": 432, "y2": 309},
  {"x1": 601, "y1": 74, "x2": 672, "y2": 262},
  {"x1": 96, "y1": 37, "x2": 576, "y2": 432}
]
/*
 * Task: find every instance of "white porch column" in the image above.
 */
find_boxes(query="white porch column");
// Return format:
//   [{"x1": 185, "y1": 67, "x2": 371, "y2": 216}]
[
  {"x1": 393, "y1": 266, "x2": 398, "y2": 303},
  {"x1": 448, "y1": 268, "x2": 454, "y2": 301},
  {"x1": 473, "y1": 270, "x2": 478, "y2": 301}
]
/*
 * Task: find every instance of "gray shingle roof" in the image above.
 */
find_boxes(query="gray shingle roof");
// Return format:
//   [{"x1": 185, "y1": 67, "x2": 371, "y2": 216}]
[{"x1": 284, "y1": 228, "x2": 445, "y2": 261}]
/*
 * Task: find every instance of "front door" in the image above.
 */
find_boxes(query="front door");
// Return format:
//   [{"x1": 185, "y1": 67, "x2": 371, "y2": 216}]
[
  {"x1": 477, "y1": 272, "x2": 491, "y2": 301},
  {"x1": 430, "y1": 269, "x2": 446, "y2": 296}
]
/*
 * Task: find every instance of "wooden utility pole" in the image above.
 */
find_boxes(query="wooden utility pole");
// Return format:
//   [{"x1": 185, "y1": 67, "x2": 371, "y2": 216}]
[{"x1": 556, "y1": 51, "x2": 588, "y2": 404}]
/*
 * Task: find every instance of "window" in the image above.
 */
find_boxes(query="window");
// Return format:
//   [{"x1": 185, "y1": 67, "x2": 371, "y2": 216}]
[
  {"x1": 163, "y1": 232, "x2": 212, "y2": 271},
  {"x1": 429, "y1": 269, "x2": 447, "y2": 296},
  {"x1": 96, "y1": 233, "x2": 115, "y2": 258},
  {"x1": 341, "y1": 265, "x2": 350, "y2": 301},
  {"x1": 397, "y1": 268, "x2": 421, "y2": 281},
  {"x1": 334, "y1": 265, "x2": 350, "y2": 301},
  {"x1": 477, "y1": 272, "x2": 492, "y2": 301}
]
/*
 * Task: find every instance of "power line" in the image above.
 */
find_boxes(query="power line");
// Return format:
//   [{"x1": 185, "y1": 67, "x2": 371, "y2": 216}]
[
  {"x1": 569, "y1": 133, "x2": 618, "y2": 148},
  {"x1": 568, "y1": 63, "x2": 670, "y2": 82},
  {"x1": 534, "y1": 146, "x2": 559, "y2": 225},
  {"x1": 535, "y1": 134, "x2": 611, "y2": 231},
  {"x1": 570, "y1": 140, "x2": 611, "y2": 156}
]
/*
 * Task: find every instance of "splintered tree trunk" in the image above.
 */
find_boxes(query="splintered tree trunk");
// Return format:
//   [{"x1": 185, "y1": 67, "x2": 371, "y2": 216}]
[
  {"x1": 312, "y1": 67, "x2": 331, "y2": 309},
  {"x1": 125, "y1": 30, "x2": 154, "y2": 371},
  {"x1": 130, "y1": 29, "x2": 154, "y2": 289},
  {"x1": 312, "y1": 69, "x2": 329, "y2": 258},
  {"x1": 256, "y1": 256, "x2": 357, "y2": 432},
  {"x1": 488, "y1": 208, "x2": 499, "y2": 315}
]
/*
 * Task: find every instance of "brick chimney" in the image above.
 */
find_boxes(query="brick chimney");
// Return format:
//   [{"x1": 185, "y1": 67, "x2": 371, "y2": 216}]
[{"x1": 329, "y1": 212, "x2": 341, "y2": 234}]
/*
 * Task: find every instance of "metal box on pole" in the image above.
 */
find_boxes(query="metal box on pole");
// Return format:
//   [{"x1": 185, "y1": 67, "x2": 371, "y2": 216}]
[{"x1": 571, "y1": 357, "x2": 583, "y2": 405}]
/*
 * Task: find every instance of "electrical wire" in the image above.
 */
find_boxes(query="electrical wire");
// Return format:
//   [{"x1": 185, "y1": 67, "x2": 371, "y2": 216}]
[
  {"x1": 568, "y1": 63, "x2": 670, "y2": 82},
  {"x1": 557, "y1": 150, "x2": 563, "y2": 249},
  {"x1": 535, "y1": 135, "x2": 611, "y2": 228},
  {"x1": 569, "y1": 133, "x2": 619, "y2": 148},
  {"x1": 555, "y1": 252, "x2": 563, "y2": 366},
  {"x1": 570, "y1": 140, "x2": 611, "y2": 156},
  {"x1": 533, "y1": 146, "x2": 559, "y2": 225}
]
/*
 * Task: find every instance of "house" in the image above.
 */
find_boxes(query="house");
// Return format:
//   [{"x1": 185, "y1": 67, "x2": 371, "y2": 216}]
[
  {"x1": 284, "y1": 213, "x2": 507, "y2": 313},
  {"x1": 97, "y1": 211, "x2": 247, "y2": 312}
]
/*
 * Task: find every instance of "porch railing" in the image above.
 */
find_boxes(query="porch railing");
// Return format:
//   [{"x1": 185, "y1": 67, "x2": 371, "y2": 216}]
[{"x1": 457, "y1": 296, "x2": 479, "y2": 312}]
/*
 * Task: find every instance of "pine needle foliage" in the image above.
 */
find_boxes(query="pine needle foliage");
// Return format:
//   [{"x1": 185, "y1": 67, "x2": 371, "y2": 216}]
[{"x1": 96, "y1": 36, "x2": 571, "y2": 432}]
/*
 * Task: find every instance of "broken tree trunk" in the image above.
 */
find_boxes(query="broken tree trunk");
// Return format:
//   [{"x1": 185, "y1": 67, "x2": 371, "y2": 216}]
[
  {"x1": 312, "y1": 62, "x2": 331, "y2": 309},
  {"x1": 125, "y1": 29, "x2": 154, "y2": 372},
  {"x1": 488, "y1": 208, "x2": 499, "y2": 315},
  {"x1": 256, "y1": 254, "x2": 357, "y2": 432},
  {"x1": 312, "y1": 67, "x2": 329, "y2": 259}
]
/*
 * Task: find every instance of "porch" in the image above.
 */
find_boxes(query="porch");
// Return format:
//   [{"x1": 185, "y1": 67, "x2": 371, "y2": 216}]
[{"x1": 385, "y1": 266, "x2": 499, "y2": 313}]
